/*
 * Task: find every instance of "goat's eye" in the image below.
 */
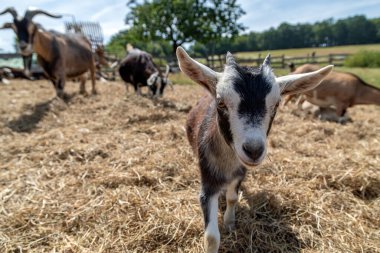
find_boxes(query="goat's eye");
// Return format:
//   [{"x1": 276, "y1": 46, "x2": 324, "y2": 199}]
[{"x1": 217, "y1": 100, "x2": 227, "y2": 110}]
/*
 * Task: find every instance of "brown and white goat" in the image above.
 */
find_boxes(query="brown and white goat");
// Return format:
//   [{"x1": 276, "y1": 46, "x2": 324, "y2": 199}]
[
  {"x1": 177, "y1": 47, "x2": 333, "y2": 253},
  {"x1": 285, "y1": 64, "x2": 380, "y2": 122},
  {"x1": 0, "y1": 7, "x2": 96, "y2": 97}
]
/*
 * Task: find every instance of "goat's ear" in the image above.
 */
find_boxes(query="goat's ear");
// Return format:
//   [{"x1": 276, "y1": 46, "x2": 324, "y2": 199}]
[
  {"x1": 176, "y1": 46, "x2": 219, "y2": 95},
  {"x1": 1, "y1": 22, "x2": 15, "y2": 31},
  {"x1": 276, "y1": 65, "x2": 333, "y2": 96}
]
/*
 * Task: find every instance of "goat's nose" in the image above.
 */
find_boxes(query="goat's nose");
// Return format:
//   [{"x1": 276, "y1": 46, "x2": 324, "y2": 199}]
[{"x1": 242, "y1": 141, "x2": 265, "y2": 161}]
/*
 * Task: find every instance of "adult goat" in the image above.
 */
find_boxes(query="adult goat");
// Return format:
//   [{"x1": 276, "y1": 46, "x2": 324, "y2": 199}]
[
  {"x1": 285, "y1": 63, "x2": 380, "y2": 122},
  {"x1": 0, "y1": 7, "x2": 96, "y2": 97},
  {"x1": 119, "y1": 46, "x2": 170, "y2": 97},
  {"x1": 177, "y1": 47, "x2": 333, "y2": 253}
]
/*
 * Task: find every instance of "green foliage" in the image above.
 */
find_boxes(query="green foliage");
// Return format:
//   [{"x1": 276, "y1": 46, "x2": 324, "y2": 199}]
[
  {"x1": 106, "y1": 29, "x2": 172, "y2": 59},
  {"x1": 191, "y1": 15, "x2": 380, "y2": 56},
  {"x1": 371, "y1": 18, "x2": 380, "y2": 40},
  {"x1": 124, "y1": 0, "x2": 245, "y2": 56},
  {"x1": 344, "y1": 50, "x2": 380, "y2": 68}
]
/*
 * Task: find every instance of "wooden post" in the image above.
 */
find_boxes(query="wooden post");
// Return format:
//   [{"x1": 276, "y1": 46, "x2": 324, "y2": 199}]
[
  {"x1": 281, "y1": 54, "x2": 285, "y2": 69},
  {"x1": 329, "y1": 54, "x2": 333, "y2": 64},
  {"x1": 218, "y1": 54, "x2": 223, "y2": 71},
  {"x1": 257, "y1": 53, "x2": 261, "y2": 66}
]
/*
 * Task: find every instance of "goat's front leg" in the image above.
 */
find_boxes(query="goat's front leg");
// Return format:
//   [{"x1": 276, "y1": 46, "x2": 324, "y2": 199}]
[
  {"x1": 89, "y1": 62, "x2": 97, "y2": 95},
  {"x1": 54, "y1": 77, "x2": 65, "y2": 98},
  {"x1": 223, "y1": 177, "x2": 243, "y2": 232},
  {"x1": 200, "y1": 189, "x2": 220, "y2": 253},
  {"x1": 79, "y1": 75, "x2": 87, "y2": 95}
]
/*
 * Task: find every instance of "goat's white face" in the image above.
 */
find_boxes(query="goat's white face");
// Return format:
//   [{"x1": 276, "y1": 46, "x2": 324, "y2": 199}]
[
  {"x1": 215, "y1": 55, "x2": 281, "y2": 166},
  {"x1": 177, "y1": 47, "x2": 333, "y2": 167},
  {"x1": 147, "y1": 67, "x2": 170, "y2": 97}
]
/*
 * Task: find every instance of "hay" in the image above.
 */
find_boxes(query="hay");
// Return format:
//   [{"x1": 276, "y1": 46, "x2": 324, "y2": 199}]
[{"x1": 0, "y1": 79, "x2": 379, "y2": 252}]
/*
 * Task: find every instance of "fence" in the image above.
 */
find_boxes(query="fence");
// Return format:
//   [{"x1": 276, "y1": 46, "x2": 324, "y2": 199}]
[
  {"x1": 64, "y1": 21, "x2": 104, "y2": 51},
  {"x1": 205, "y1": 53, "x2": 351, "y2": 71}
]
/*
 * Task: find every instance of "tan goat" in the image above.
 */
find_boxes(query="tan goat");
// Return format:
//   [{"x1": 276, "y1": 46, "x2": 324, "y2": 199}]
[{"x1": 285, "y1": 64, "x2": 380, "y2": 121}]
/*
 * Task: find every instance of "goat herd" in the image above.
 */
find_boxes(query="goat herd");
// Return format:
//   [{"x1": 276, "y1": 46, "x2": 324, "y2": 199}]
[
  {"x1": 1, "y1": 7, "x2": 380, "y2": 253},
  {"x1": 0, "y1": 7, "x2": 170, "y2": 99}
]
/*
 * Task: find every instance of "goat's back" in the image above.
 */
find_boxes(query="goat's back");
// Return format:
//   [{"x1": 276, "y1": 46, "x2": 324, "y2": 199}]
[
  {"x1": 292, "y1": 64, "x2": 360, "y2": 101},
  {"x1": 54, "y1": 33, "x2": 94, "y2": 78},
  {"x1": 118, "y1": 49, "x2": 157, "y2": 85}
]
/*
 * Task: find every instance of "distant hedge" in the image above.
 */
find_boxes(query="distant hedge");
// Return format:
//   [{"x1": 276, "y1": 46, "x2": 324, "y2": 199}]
[{"x1": 344, "y1": 50, "x2": 380, "y2": 68}]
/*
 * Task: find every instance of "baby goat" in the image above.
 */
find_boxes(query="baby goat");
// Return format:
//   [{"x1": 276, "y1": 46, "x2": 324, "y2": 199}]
[{"x1": 176, "y1": 47, "x2": 332, "y2": 253}]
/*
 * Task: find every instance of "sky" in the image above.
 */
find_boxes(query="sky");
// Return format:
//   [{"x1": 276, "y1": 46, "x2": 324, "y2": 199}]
[{"x1": 0, "y1": 0, "x2": 379, "y2": 52}]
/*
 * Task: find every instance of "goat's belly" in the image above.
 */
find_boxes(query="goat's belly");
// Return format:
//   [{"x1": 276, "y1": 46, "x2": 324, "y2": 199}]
[
  {"x1": 306, "y1": 93, "x2": 336, "y2": 107},
  {"x1": 66, "y1": 68, "x2": 88, "y2": 78}
]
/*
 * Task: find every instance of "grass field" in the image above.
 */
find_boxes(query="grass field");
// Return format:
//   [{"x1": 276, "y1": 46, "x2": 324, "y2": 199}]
[
  {"x1": 234, "y1": 43, "x2": 380, "y2": 58},
  {"x1": 0, "y1": 79, "x2": 379, "y2": 252},
  {"x1": 189, "y1": 44, "x2": 380, "y2": 88}
]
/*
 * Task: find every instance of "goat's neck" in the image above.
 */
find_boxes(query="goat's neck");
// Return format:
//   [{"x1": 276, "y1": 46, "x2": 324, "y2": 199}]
[
  {"x1": 32, "y1": 29, "x2": 54, "y2": 62},
  {"x1": 355, "y1": 84, "x2": 380, "y2": 105}
]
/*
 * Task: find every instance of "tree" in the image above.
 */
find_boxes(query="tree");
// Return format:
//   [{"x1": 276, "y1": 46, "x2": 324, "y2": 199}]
[
  {"x1": 125, "y1": 0, "x2": 245, "y2": 57},
  {"x1": 313, "y1": 19, "x2": 333, "y2": 46},
  {"x1": 370, "y1": 18, "x2": 380, "y2": 41},
  {"x1": 344, "y1": 15, "x2": 377, "y2": 44},
  {"x1": 107, "y1": 29, "x2": 171, "y2": 58}
]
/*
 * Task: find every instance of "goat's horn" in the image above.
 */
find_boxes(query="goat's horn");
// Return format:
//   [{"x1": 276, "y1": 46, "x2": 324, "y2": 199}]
[
  {"x1": 24, "y1": 8, "x2": 62, "y2": 20},
  {"x1": 226, "y1": 52, "x2": 236, "y2": 66},
  {"x1": 263, "y1": 54, "x2": 271, "y2": 66},
  {"x1": 165, "y1": 64, "x2": 170, "y2": 77},
  {"x1": 0, "y1": 7, "x2": 18, "y2": 19}
]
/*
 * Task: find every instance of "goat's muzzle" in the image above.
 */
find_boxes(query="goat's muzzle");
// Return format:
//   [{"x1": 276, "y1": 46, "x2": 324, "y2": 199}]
[{"x1": 238, "y1": 138, "x2": 266, "y2": 167}]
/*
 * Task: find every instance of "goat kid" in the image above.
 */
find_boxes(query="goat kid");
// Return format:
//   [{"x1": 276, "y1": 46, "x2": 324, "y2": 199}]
[
  {"x1": 177, "y1": 47, "x2": 333, "y2": 253},
  {"x1": 0, "y1": 7, "x2": 96, "y2": 98}
]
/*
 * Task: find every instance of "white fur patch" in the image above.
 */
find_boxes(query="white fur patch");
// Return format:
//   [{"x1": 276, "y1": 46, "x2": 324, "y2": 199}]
[{"x1": 205, "y1": 194, "x2": 220, "y2": 252}]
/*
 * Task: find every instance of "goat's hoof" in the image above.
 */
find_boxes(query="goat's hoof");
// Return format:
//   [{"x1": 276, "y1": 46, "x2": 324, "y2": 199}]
[
  {"x1": 92, "y1": 89, "x2": 98, "y2": 95},
  {"x1": 56, "y1": 90, "x2": 65, "y2": 99},
  {"x1": 204, "y1": 235, "x2": 219, "y2": 253},
  {"x1": 224, "y1": 221, "x2": 236, "y2": 232}
]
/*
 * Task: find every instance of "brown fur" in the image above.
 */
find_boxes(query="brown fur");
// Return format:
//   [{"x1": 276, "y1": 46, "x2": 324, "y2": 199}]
[
  {"x1": 186, "y1": 93, "x2": 214, "y2": 155},
  {"x1": 285, "y1": 64, "x2": 380, "y2": 116},
  {"x1": 33, "y1": 29, "x2": 96, "y2": 96}
]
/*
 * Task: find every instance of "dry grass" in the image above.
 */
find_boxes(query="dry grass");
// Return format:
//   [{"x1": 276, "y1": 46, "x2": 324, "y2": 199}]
[{"x1": 0, "y1": 79, "x2": 379, "y2": 253}]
